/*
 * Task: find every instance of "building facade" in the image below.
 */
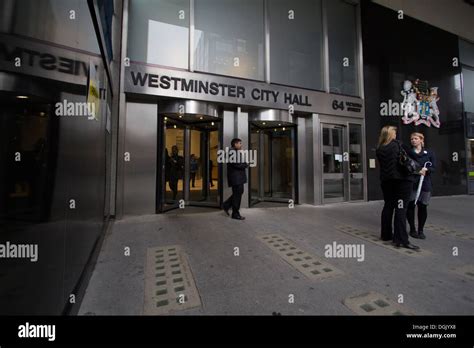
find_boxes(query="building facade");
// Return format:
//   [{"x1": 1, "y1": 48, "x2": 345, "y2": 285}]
[
  {"x1": 362, "y1": 1, "x2": 471, "y2": 199},
  {"x1": 118, "y1": 0, "x2": 367, "y2": 217}
]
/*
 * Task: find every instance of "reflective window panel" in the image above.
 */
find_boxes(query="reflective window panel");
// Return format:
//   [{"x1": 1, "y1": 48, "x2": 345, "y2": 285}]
[
  {"x1": 6, "y1": 0, "x2": 100, "y2": 53},
  {"x1": 462, "y1": 67, "x2": 474, "y2": 113},
  {"x1": 194, "y1": 0, "x2": 265, "y2": 80},
  {"x1": 269, "y1": 0, "x2": 323, "y2": 90},
  {"x1": 327, "y1": 0, "x2": 358, "y2": 96},
  {"x1": 128, "y1": 0, "x2": 189, "y2": 69},
  {"x1": 459, "y1": 39, "x2": 474, "y2": 67}
]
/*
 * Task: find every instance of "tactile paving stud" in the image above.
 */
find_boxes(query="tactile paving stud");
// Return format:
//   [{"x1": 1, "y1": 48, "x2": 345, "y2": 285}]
[
  {"x1": 336, "y1": 225, "x2": 431, "y2": 257},
  {"x1": 343, "y1": 291, "x2": 415, "y2": 315},
  {"x1": 258, "y1": 234, "x2": 343, "y2": 281},
  {"x1": 143, "y1": 245, "x2": 201, "y2": 315}
]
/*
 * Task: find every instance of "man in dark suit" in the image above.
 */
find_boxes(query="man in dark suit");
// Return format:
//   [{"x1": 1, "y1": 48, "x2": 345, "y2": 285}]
[{"x1": 223, "y1": 138, "x2": 248, "y2": 220}]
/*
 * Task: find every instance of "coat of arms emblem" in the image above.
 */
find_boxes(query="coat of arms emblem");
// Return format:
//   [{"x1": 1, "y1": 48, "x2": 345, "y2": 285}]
[{"x1": 401, "y1": 79, "x2": 440, "y2": 128}]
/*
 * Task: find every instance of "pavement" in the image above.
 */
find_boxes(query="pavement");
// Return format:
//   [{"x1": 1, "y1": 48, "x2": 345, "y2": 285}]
[{"x1": 78, "y1": 195, "x2": 474, "y2": 315}]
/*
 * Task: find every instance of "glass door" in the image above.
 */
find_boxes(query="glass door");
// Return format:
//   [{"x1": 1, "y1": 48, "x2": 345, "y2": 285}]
[
  {"x1": 159, "y1": 117, "x2": 186, "y2": 212},
  {"x1": 188, "y1": 123, "x2": 220, "y2": 206},
  {"x1": 189, "y1": 128, "x2": 207, "y2": 202},
  {"x1": 349, "y1": 124, "x2": 364, "y2": 201},
  {"x1": 250, "y1": 123, "x2": 296, "y2": 205},
  {"x1": 322, "y1": 124, "x2": 346, "y2": 203},
  {"x1": 267, "y1": 128, "x2": 294, "y2": 199},
  {"x1": 1, "y1": 101, "x2": 57, "y2": 222},
  {"x1": 209, "y1": 128, "x2": 220, "y2": 204},
  {"x1": 158, "y1": 115, "x2": 220, "y2": 212},
  {"x1": 250, "y1": 124, "x2": 261, "y2": 205},
  {"x1": 321, "y1": 122, "x2": 365, "y2": 203}
]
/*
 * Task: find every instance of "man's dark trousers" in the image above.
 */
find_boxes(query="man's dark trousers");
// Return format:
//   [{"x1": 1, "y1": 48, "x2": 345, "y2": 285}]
[
  {"x1": 224, "y1": 152, "x2": 247, "y2": 218},
  {"x1": 223, "y1": 184, "x2": 244, "y2": 218}
]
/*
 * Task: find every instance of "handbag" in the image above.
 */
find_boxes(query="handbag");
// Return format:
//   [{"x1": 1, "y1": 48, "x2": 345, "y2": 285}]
[{"x1": 397, "y1": 141, "x2": 421, "y2": 175}]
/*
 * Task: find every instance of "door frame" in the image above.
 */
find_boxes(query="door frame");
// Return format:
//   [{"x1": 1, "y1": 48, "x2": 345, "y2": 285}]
[
  {"x1": 249, "y1": 122, "x2": 298, "y2": 206},
  {"x1": 321, "y1": 123, "x2": 347, "y2": 203},
  {"x1": 157, "y1": 116, "x2": 186, "y2": 213},
  {"x1": 317, "y1": 115, "x2": 367, "y2": 205},
  {"x1": 187, "y1": 123, "x2": 222, "y2": 207},
  {"x1": 157, "y1": 115, "x2": 222, "y2": 213}
]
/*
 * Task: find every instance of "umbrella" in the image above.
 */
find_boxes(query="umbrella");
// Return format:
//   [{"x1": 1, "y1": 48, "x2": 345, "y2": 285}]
[{"x1": 414, "y1": 161, "x2": 433, "y2": 204}]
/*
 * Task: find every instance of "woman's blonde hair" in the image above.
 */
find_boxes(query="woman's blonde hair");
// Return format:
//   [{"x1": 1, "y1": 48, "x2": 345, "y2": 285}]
[
  {"x1": 378, "y1": 125, "x2": 397, "y2": 147},
  {"x1": 410, "y1": 132, "x2": 425, "y2": 147}
]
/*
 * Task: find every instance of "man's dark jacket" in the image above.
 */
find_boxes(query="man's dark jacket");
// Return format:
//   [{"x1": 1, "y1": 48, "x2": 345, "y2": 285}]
[{"x1": 226, "y1": 149, "x2": 248, "y2": 187}]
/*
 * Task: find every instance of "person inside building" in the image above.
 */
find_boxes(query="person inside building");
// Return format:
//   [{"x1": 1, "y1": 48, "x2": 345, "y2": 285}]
[
  {"x1": 190, "y1": 154, "x2": 198, "y2": 188},
  {"x1": 165, "y1": 148, "x2": 171, "y2": 191},
  {"x1": 168, "y1": 145, "x2": 184, "y2": 200},
  {"x1": 407, "y1": 132, "x2": 436, "y2": 239},
  {"x1": 223, "y1": 138, "x2": 248, "y2": 220},
  {"x1": 376, "y1": 125, "x2": 420, "y2": 250}
]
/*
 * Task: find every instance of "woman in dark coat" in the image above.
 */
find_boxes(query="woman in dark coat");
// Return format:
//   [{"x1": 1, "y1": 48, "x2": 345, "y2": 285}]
[
  {"x1": 407, "y1": 132, "x2": 436, "y2": 239},
  {"x1": 375, "y1": 125, "x2": 420, "y2": 250}
]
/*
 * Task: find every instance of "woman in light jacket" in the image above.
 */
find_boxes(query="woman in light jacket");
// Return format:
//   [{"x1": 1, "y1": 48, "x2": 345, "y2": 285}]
[{"x1": 407, "y1": 132, "x2": 436, "y2": 239}]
